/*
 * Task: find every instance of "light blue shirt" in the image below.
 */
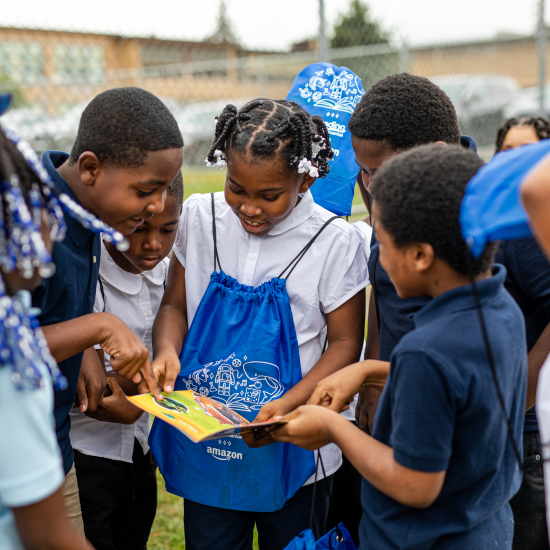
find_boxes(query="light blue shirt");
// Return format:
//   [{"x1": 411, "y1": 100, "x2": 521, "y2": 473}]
[{"x1": 0, "y1": 362, "x2": 64, "y2": 549}]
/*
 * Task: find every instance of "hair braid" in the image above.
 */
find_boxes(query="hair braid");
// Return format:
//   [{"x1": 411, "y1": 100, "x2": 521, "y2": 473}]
[
  {"x1": 312, "y1": 115, "x2": 333, "y2": 177},
  {"x1": 292, "y1": 111, "x2": 313, "y2": 163},
  {"x1": 205, "y1": 98, "x2": 334, "y2": 178},
  {"x1": 496, "y1": 116, "x2": 550, "y2": 152},
  {"x1": 206, "y1": 105, "x2": 239, "y2": 164}
]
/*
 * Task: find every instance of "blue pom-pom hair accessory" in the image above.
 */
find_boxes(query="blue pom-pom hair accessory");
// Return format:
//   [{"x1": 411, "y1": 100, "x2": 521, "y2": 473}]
[{"x1": 0, "y1": 93, "x2": 128, "y2": 390}]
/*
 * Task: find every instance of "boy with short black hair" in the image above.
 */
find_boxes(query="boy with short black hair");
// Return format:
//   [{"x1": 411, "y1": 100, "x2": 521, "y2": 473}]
[
  {"x1": 35, "y1": 86, "x2": 183, "y2": 530},
  {"x1": 348, "y1": 73, "x2": 477, "y2": 433},
  {"x1": 274, "y1": 144, "x2": 526, "y2": 549}
]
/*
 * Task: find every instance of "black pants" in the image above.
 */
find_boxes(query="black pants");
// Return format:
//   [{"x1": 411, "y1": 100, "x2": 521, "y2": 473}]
[
  {"x1": 183, "y1": 474, "x2": 334, "y2": 550},
  {"x1": 326, "y1": 429, "x2": 362, "y2": 547},
  {"x1": 74, "y1": 438, "x2": 157, "y2": 550},
  {"x1": 510, "y1": 430, "x2": 549, "y2": 550}
]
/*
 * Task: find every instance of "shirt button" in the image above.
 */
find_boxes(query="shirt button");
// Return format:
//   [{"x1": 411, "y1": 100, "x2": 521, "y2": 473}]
[
  {"x1": 536, "y1": 454, "x2": 541, "y2": 461},
  {"x1": 250, "y1": 253, "x2": 256, "y2": 259},
  {"x1": 146, "y1": 311, "x2": 152, "y2": 317}
]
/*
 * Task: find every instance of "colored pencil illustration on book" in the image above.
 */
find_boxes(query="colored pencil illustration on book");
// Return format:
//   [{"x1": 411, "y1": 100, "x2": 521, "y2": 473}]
[{"x1": 128, "y1": 390, "x2": 288, "y2": 443}]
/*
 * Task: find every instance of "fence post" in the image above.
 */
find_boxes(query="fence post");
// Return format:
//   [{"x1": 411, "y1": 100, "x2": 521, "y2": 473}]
[
  {"x1": 538, "y1": 0, "x2": 547, "y2": 116},
  {"x1": 398, "y1": 39, "x2": 410, "y2": 74},
  {"x1": 318, "y1": 0, "x2": 330, "y2": 63}
]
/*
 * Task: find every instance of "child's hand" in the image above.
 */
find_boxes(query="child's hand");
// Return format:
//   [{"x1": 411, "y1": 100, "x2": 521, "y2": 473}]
[
  {"x1": 270, "y1": 405, "x2": 341, "y2": 450},
  {"x1": 307, "y1": 363, "x2": 367, "y2": 412},
  {"x1": 242, "y1": 397, "x2": 295, "y2": 448},
  {"x1": 308, "y1": 360, "x2": 390, "y2": 412},
  {"x1": 147, "y1": 349, "x2": 181, "y2": 394},
  {"x1": 98, "y1": 313, "x2": 161, "y2": 399},
  {"x1": 74, "y1": 347, "x2": 106, "y2": 413},
  {"x1": 356, "y1": 386, "x2": 383, "y2": 434},
  {"x1": 85, "y1": 377, "x2": 143, "y2": 424}
]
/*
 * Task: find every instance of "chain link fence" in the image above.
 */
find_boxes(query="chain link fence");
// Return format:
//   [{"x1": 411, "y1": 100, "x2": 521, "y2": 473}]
[{"x1": 0, "y1": 0, "x2": 547, "y2": 165}]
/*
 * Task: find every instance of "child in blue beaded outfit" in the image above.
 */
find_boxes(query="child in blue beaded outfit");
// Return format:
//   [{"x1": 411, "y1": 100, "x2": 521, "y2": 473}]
[{"x1": 0, "y1": 98, "x2": 92, "y2": 549}]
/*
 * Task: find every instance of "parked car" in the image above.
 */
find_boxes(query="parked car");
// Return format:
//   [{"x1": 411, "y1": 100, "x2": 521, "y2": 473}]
[
  {"x1": 430, "y1": 74, "x2": 520, "y2": 147},
  {"x1": 502, "y1": 84, "x2": 550, "y2": 121}
]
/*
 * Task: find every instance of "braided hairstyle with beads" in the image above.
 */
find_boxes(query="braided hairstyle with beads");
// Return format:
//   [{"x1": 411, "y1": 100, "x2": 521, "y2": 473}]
[
  {"x1": 0, "y1": 128, "x2": 47, "y2": 197},
  {"x1": 496, "y1": 116, "x2": 550, "y2": 152},
  {"x1": 0, "y1": 123, "x2": 69, "y2": 390},
  {"x1": 206, "y1": 99, "x2": 334, "y2": 178}
]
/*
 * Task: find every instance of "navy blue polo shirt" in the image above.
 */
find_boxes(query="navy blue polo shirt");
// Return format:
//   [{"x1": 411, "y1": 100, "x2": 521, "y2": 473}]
[
  {"x1": 33, "y1": 151, "x2": 101, "y2": 475},
  {"x1": 369, "y1": 136, "x2": 478, "y2": 361},
  {"x1": 495, "y1": 237, "x2": 550, "y2": 433},
  {"x1": 360, "y1": 266, "x2": 526, "y2": 550}
]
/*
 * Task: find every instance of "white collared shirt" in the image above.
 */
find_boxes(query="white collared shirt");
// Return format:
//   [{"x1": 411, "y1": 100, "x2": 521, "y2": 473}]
[
  {"x1": 174, "y1": 190, "x2": 369, "y2": 480},
  {"x1": 69, "y1": 241, "x2": 168, "y2": 463}
]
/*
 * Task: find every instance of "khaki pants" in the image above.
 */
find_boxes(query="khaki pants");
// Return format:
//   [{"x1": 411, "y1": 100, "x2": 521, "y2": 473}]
[{"x1": 63, "y1": 463, "x2": 85, "y2": 537}]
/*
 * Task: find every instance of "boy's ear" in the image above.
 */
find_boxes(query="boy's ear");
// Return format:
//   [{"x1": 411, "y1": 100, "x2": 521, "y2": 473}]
[
  {"x1": 298, "y1": 172, "x2": 316, "y2": 194},
  {"x1": 412, "y1": 243, "x2": 436, "y2": 273},
  {"x1": 77, "y1": 152, "x2": 102, "y2": 187}
]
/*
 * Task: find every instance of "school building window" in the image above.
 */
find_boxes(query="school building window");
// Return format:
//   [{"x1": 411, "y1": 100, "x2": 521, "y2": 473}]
[
  {"x1": 0, "y1": 41, "x2": 44, "y2": 84},
  {"x1": 53, "y1": 44, "x2": 105, "y2": 84}
]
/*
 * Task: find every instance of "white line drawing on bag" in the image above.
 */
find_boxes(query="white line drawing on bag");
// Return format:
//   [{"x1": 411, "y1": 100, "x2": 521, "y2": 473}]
[
  {"x1": 182, "y1": 353, "x2": 285, "y2": 412},
  {"x1": 298, "y1": 68, "x2": 365, "y2": 114}
]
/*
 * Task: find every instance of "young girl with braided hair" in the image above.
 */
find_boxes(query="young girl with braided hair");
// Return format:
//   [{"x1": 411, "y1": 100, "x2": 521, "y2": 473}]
[{"x1": 150, "y1": 98, "x2": 368, "y2": 550}]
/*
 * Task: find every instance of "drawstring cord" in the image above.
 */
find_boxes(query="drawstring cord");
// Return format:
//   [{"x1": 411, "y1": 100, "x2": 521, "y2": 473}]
[{"x1": 308, "y1": 451, "x2": 344, "y2": 545}]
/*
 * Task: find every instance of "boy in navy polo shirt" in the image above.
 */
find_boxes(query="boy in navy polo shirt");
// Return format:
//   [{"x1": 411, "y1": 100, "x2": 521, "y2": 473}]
[
  {"x1": 347, "y1": 73, "x2": 478, "y2": 433},
  {"x1": 274, "y1": 144, "x2": 526, "y2": 549},
  {"x1": 34, "y1": 87, "x2": 183, "y2": 530}
]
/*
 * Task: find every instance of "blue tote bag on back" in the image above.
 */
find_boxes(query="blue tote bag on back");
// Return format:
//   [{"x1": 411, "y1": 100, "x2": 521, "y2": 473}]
[{"x1": 150, "y1": 195, "x2": 338, "y2": 512}]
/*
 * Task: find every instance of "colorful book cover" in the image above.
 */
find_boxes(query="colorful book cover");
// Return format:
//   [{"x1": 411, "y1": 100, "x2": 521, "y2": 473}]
[{"x1": 128, "y1": 390, "x2": 288, "y2": 443}]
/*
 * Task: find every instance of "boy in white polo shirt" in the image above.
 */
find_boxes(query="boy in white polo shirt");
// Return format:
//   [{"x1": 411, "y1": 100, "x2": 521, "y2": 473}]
[{"x1": 69, "y1": 174, "x2": 183, "y2": 550}]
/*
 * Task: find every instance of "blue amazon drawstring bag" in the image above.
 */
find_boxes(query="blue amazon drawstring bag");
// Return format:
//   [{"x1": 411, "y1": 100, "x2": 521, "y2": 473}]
[
  {"x1": 287, "y1": 63, "x2": 365, "y2": 216},
  {"x1": 283, "y1": 454, "x2": 357, "y2": 550},
  {"x1": 460, "y1": 139, "x2": 550, "y2": 257}
]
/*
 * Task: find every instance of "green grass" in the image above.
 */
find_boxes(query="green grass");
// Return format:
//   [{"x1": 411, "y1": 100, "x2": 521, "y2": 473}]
[
  {"x1": 149, "y1": 471, "x2": 260, "y2": 550},
  {"x1": 148, "y1": 473, "x2": 185, "y2": 550},
  {"x1": 148, "y1": 169, "x2": 368, "y2": 549}
]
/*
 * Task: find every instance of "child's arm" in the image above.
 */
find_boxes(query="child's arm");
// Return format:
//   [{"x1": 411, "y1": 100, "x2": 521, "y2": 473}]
[
  {"x1": 13, "y1": 485, "x2": 92, "y2": 550},
  {"x1": 272, "y1": 406, "x2": 446, "y2": 509},
  {"x1": 522, "y1": 154, "x2": 550, "y2": 258},
  {"x1": 274, "y1": 350, "x2": 456, "y2": 507},
  {"x1": 41, "y1": 312, "x2": 161, "y2": 399},
  {"x1": 146, "y1": 255, "x2": 188, "y2": 393},
  {"x1": 245, "y1": 289, "x2": 365, "y2": 447}
]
